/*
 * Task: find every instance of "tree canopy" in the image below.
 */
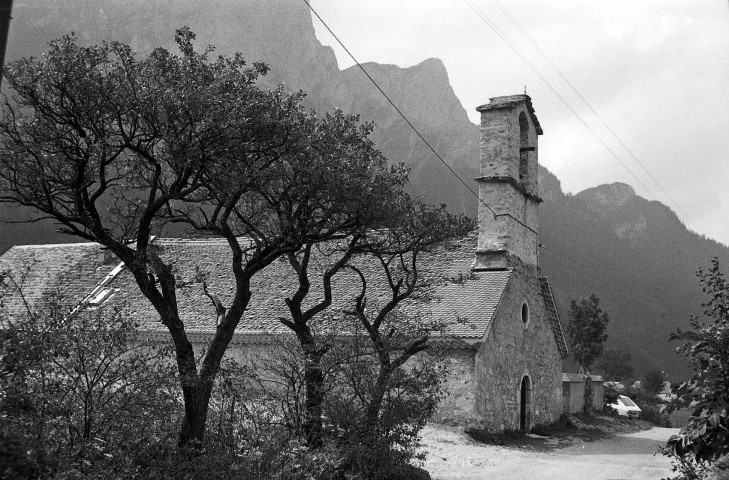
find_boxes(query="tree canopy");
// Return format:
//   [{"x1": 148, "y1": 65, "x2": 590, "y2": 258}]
[
  {"x1": 0, "y1": 28, "x2": 452, "y2": 446},
  {"x1": 567, "y1": 294, "x2": 610, "y2": 373},
  {"x1": 595, "y1": 349, "x2": 635, "y2": 381}
]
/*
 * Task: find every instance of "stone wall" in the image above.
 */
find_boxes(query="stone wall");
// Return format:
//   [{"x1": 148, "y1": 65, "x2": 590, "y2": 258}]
[
  {"x1": 562, "y1": 374, "x2": 604, "y2": 414},
  {"x1": 178, "y1": 263, "x2": 564, "y2": 433},
  {"x1": 475, "y1": 98, "x2": 540, "y2": 270},
  {"x1": 429, "y1": 346, "x2": 478, "y2": 425},
  {"x1": 472, "y1": 265, "x2": 563, "y2": 431},
  {"x1": 592, "y1": 380, "x2": 604, "y2": 411},
  {"x1": 563, "y1": 379, "x2": 585, "y2": 414}
]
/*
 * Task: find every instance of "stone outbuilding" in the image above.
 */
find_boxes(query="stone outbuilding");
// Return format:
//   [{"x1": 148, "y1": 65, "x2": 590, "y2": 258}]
[{"x1": 0, "y1": 94, "x2": 568, "y2": 432}]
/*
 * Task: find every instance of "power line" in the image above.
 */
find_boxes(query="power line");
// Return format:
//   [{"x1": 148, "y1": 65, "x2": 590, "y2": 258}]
[
  {"x1": 302, "y1": 0, "x2": 538, "y2": 236},
  {"x1": 300, "y1": 0, "x2": 728, "y2": 345},
  {"x1": 490, "y1": 0, "x2": 692, "y2": 232},
  {"x1": 304, "y1": 0, "x2": 722, "y2": 268},
  {"x1": 463, "y1": 0, "x2": 718, "y2": 262}
]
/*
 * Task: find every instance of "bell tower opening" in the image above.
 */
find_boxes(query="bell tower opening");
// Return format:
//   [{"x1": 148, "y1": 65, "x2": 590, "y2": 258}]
[{"x1": 519, "y1": 112, "x2": 529, "y2": 182}]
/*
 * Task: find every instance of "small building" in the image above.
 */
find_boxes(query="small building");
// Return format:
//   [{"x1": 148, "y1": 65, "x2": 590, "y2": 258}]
[{"x1": 0, "y1": 94, "x2": 569, "y2": 432}]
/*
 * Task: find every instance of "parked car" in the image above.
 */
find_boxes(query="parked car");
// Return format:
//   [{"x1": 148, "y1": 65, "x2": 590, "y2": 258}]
[{"x1": 609, "y1": 395, "x2": 642, "y2": 418}]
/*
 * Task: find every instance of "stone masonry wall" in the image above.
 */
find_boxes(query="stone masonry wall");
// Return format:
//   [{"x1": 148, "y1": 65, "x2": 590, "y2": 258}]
[
  {"x1": 182, "y1": 266, "x2": 563, "y2": 432},
  {"x1": 192, "y1": 337, "x2": 485, "y2": 428},
  {"x1": 476, "y1": 100, "x2": 540, "y2": 269},
  {"x1": 428, "y1": 347, "x2": 479, "y2": 426},
  {"x1": 472, "y1": 265, "x2": 563, "y2": 431},
  {"x1": 563, "y1": 381, "x2": 585, "y2": 414}
]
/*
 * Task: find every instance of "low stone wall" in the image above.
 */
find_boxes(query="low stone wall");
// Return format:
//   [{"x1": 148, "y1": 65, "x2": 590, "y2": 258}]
[{"x1": 562, "y1": 373, "x2": 604, "y2": 414}]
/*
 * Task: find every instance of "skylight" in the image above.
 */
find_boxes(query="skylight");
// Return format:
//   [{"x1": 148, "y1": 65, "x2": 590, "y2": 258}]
[{"x1": 87, "y1": 287, "x2": 116, "y2": 306}]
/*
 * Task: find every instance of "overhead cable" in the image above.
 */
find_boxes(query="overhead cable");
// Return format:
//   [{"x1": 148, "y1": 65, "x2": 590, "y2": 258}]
[
  {"x1": 303, "y1": 0, "x2": 538, "y2": 235},
  {"x1": 464, "y1": 0, "x2": 717, "y2": 261}
]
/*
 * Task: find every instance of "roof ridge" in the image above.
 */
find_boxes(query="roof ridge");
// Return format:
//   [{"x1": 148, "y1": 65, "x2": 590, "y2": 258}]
[{"x1": 7, "y1": 242, "x2": 100, "y2": 249}]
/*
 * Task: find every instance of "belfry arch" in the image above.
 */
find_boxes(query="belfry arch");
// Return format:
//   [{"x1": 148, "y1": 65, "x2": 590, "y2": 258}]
[{"x1": 518, "y1": 111, "x2": 529, "y2": 182}]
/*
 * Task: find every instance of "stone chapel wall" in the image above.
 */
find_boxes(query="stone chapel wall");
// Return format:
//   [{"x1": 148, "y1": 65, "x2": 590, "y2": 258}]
[{"x1": 472, "y1": 267, "x2": 563, "y2": 431}]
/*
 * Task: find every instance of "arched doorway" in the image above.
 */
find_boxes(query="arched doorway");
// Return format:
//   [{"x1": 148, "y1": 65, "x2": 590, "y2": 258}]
[{"x1": 519, "y1": 375, "x2": 532, "y2": 431}]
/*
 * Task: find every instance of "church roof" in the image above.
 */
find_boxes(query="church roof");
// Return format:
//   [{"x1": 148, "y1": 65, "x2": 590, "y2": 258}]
[{"x1": 0, "y1": 233, "x2": 514, "y2": 341}]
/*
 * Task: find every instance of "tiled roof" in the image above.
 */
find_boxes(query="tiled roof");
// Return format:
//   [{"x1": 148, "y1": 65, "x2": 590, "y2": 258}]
[
  {"x1": 1, "y1": 233, "x2": 511, "y2": 340},
  {"x1": 540, "y1": 277, "x2": 569, "y2": 358},
  {"x1": 0, "y1": 243, "x2": 121, "y2": 319}
]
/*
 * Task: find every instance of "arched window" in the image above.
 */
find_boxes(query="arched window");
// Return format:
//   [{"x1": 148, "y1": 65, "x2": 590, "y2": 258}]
[{"x1": 519, "y1": 112, "x2": 529, "y2": 182}]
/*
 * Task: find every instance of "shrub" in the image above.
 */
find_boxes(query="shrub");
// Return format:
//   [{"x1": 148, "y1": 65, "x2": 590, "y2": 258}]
[
  {"x1": 0, "y1": 304, "x2": 180, "y2": 478},
  {"x1": 662, "y1": 259, "x2": 729, "y2": 479}
]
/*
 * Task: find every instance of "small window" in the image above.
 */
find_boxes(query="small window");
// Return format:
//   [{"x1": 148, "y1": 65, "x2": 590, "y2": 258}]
[{"x1": 521, "y1": 302, "x2": 529, "y2": 324}]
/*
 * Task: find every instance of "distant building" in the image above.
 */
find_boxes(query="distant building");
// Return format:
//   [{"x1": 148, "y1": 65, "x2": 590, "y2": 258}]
[{"x1": 0, "y1": 94, "x2": 568, "y2": 431}]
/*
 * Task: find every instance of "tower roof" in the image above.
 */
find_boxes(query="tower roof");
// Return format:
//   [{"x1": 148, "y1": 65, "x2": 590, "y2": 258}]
[{"x1": 476, "y1": 94, "x2": 543, "y2": 135}]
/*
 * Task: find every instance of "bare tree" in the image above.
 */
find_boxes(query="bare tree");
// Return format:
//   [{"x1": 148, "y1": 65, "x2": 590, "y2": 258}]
[{"x1": 279, "y1": 200, "x2": 473, "y2": 446}]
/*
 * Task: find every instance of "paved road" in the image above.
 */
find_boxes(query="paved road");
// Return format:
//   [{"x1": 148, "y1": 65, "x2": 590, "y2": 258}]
[{"x1": 422, "y1": 426, "x2": 680, "y2": 480}]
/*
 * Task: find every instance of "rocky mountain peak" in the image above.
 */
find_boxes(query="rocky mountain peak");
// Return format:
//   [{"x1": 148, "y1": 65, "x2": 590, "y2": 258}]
[
  {"x1": 576, "y1": 182, "x2": 637, "y2": 208},
  {"x1": 336, "y1": 56, "x2": 470, "y2": 133}
]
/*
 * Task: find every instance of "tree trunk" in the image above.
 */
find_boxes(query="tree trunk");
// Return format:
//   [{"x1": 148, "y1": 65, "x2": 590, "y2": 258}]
[
  {"x1": 363, "y1": 364, "x2": 391, "y2": 436},
  {"x1": 303, "y1": 347, "x2": 325, "y2": 448},
  {"x1": 178, "y1": 380, "x2": 214, "y2": 447},
  {"x1": 583, "y1": 375, "x2": 593, "y2": 413}
]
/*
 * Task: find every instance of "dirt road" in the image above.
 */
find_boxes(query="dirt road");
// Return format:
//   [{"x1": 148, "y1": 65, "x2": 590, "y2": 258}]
[{"x1": 421, "y1": 424, "x2": 680, "y2": 480}]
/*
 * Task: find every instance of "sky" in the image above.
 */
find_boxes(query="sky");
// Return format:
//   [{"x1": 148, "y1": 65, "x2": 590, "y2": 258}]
[{"x1": 309, "y1": 0, "x2": 729, "y2": 246}]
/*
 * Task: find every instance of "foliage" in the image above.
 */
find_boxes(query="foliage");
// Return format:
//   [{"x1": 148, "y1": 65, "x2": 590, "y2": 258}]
[
  {"x1": 0, "y1": 289, "x2": 179, "y2": 478},
  {"x1": 602, "y1": 383, "x2": 620, "y2": 409},
  {"x1": 662, "y1": 258, "x2": 729, "y2": 479},
  {"x1": 567, "y1": 294, "x2": 610, "y2": 372},
  {"x1": 277, "y1": 199, "x2": 473, "y2": 446},
  {"x1": 603, "y1": 383, "x2": 670, "y2": 427},
  {"x1": 644, "y1": 369, "x2": 666, "y2": 395},
  {"x1": 242, "y1": 334, "x2": 446, "y2": 477},
  {"x1": 595, "y1": 349, "x2": 635, "y2": 381},
  {"x1": 0, "y1": 28, "x2": 413, "y2": 445}
]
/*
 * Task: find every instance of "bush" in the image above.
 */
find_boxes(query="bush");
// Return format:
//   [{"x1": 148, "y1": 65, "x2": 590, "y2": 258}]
[
  {"x1": 640, "y1": 405, "x2": 671, "y2": 427},
  {"x1": 661, "y1": 259, "x2": 729, "y2": 479},
  {"x1": 644, "y1": 369, "x2": 666, "y2": 395},
  {"x1": 0, "y1": 291, "x2": 441, "y2": 479},
  {"x1": 0, "y1": 304, "x2": 181, "y2": 478}
]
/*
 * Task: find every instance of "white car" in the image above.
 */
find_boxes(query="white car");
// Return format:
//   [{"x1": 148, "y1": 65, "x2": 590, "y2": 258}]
[{"x1": 609, "y1": 395, "x2": 642, "y2": 418}]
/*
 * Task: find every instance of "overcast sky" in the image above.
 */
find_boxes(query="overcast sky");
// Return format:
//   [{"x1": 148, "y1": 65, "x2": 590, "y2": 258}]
[{"x1": 310, "y1": 0, "x2": 729, "y2": 245}]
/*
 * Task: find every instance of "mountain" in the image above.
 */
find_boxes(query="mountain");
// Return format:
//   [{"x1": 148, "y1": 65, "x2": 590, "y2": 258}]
[
  {"x1": 2, "y1": 0, "x2": 728, "y2": 379},
  {"x1": 538, "y1": 170, "x2": 727, "y2": 378}
]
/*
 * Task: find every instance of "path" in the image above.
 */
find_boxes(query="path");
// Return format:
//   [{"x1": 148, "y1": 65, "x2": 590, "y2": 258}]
[{"x1": 422, "y1": 425, "x2": 680, "y2": 480}]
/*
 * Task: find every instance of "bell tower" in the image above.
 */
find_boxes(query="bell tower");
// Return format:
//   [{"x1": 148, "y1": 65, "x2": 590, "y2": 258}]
[{"x1": 473, "y1": 94, "x2": 543, "y2": 271}]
